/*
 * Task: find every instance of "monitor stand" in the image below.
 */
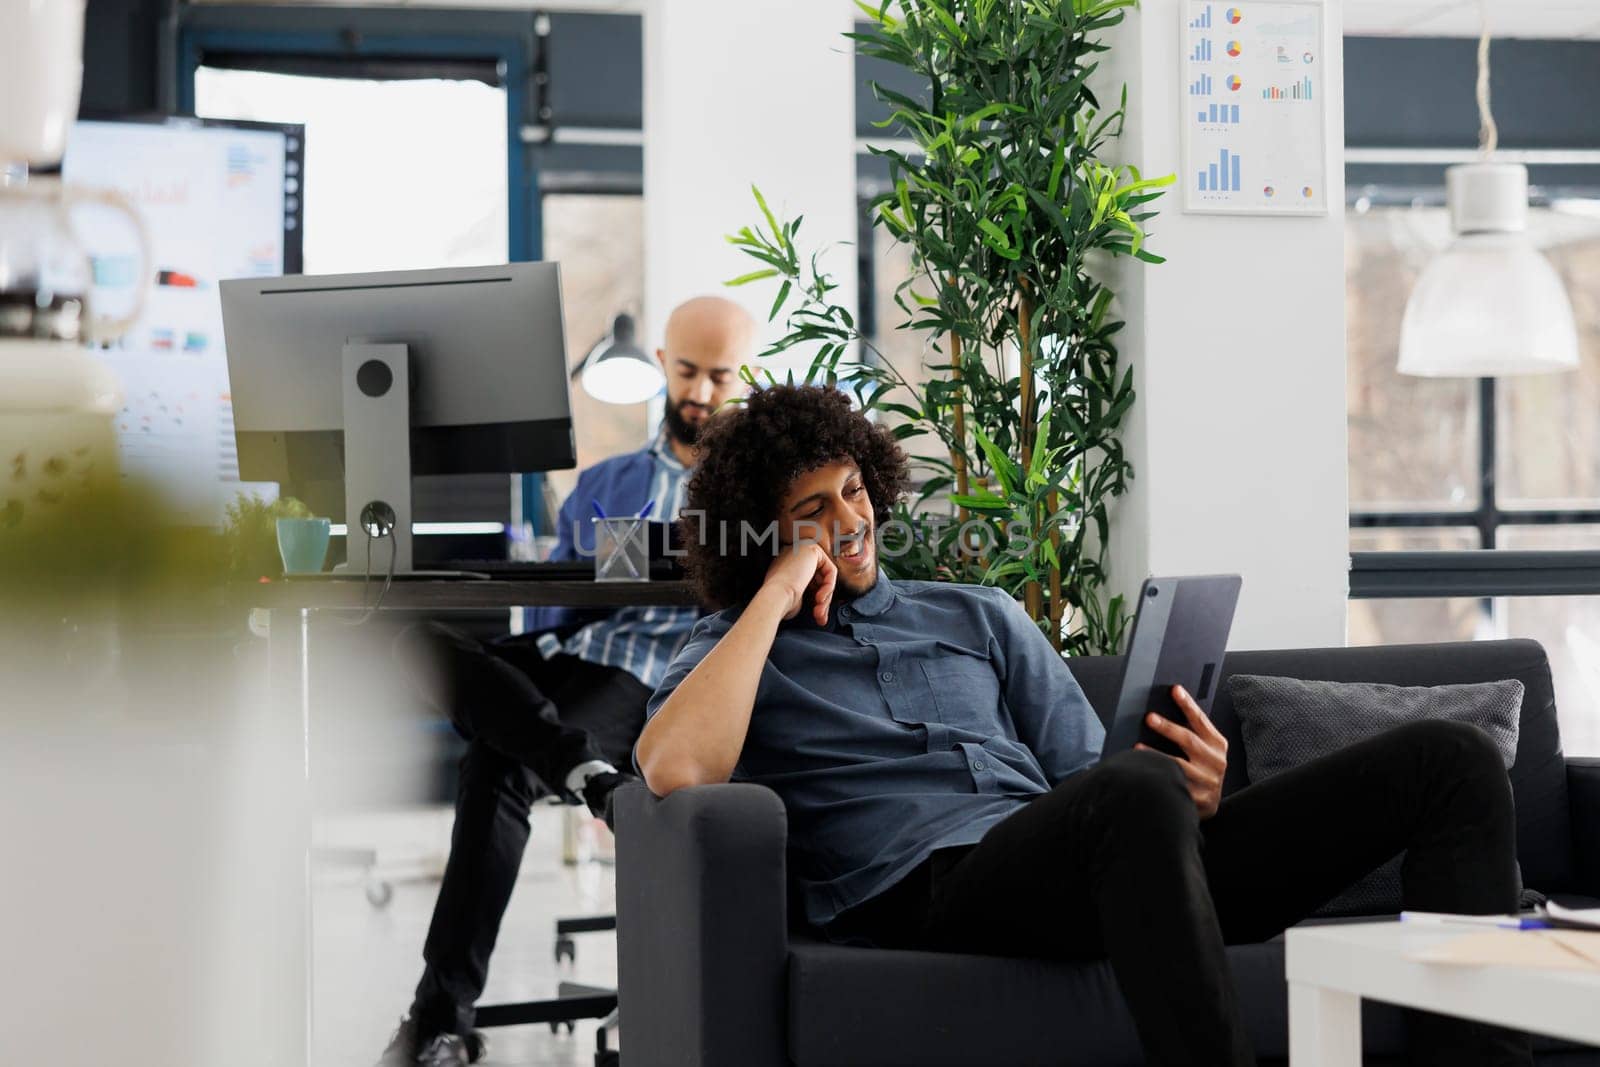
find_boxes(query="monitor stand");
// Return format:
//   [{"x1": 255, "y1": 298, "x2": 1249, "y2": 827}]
[{"x1": 337, "y1": 341, "x2": 414, "y2": 575}]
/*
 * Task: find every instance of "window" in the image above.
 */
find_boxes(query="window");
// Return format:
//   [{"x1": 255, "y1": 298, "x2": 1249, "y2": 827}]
[
  {"x1": 1346, "y1": 208, "x2": 1478, "y2": 515},
  {"x1": 538, "y1": 193, "x2": 646, "y2": 500},
  {"x1": 1349, "y1": 200, "x2": 1600, "y2": 545},
  {"x1": 193, "y1": 68, "x2": 509, "y2": 273},
  {"x1": 1349, "y1": 197, "x2": 1600, "y2": 754}
]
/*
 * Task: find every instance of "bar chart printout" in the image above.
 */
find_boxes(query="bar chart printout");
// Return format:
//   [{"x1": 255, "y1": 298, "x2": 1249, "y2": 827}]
[
  {"x1": 1198, "y1": 149, "x2": 1241, "y2": 193},
  {"x1": 1263, "y1": 77, "x2": 1314, "y2": 100},
  {"x1": 1182, "y1": 0, "x2": 1326, "y2": 214}
]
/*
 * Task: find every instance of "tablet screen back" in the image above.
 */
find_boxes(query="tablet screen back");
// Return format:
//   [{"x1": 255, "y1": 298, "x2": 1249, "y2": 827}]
[{"x1": 1104, "y1": 574, "x2": 1242, "y2": 756}]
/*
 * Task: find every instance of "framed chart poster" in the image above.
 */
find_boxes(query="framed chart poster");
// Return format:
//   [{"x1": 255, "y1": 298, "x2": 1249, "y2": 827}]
[{"x1": 1180, "y1": 1, "x2": 1329, "y2": 215}]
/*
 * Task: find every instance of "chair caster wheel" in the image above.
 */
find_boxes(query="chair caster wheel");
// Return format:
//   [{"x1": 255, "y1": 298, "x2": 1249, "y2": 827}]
[
  {"x1": 555, "y1": 934, "x2": 576, "y2": 963},
  {"x1": 595, "y1": 1051, "x2": 620, "y2": 1067},
  {"x1": 365, "y1": 880, "x2": 393, "y2": 908}
]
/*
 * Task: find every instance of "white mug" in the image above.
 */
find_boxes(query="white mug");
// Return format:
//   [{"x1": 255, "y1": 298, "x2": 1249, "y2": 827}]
[{"x1": 0, "y1": 0, "x2": 88, "y2": 167}]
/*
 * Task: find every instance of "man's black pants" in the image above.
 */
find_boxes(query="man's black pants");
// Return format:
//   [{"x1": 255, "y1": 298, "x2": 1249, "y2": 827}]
[
  {"x1": 397, "y1": 622, "x2": 649, "y2": 1039},
  {"x1": 834, "y1": 719, "x2": 1531, "y2": 1067}
]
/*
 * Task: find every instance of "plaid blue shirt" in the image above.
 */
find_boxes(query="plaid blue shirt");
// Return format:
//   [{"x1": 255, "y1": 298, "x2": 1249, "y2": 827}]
[{"x1": 534, "y1": 429, "x2": 699, "y2": 688}]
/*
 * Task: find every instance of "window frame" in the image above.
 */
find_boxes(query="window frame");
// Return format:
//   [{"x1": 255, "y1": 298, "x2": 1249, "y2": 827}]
[
  {"x1": 177, "y1": 23, "x2": 537, "y2": 263},
  {"x1": 1348, "y1": 188, "x2": 1600, "y2": 602}
]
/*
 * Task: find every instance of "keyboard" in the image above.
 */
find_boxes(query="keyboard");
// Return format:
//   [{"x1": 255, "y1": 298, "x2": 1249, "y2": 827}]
[{"x1": 438, "y1": 559, "x2": 682, "y2": 580}]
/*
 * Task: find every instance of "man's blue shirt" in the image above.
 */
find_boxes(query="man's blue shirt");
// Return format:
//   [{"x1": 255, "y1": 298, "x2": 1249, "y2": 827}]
[
  {"x1": 643, "y1": 572, "x2": 1104, "y2": 926},
  {"x1": 529, "y1": 429, "x2": 698, "y2": 688}
]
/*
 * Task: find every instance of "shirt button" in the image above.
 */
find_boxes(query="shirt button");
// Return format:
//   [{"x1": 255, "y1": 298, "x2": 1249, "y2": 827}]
[
  {"x1": 840, "y1": 608, "x2": 851, "y2": 621},
  {"x1": 973, "y1": 760, "x2": 987, "y2": 771},
  {"x1": 880, "y1": 671, "x2": 894, "y2": 683}
]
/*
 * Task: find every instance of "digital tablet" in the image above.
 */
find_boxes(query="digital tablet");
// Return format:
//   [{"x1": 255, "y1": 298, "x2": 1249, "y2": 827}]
[{"x1": 1102, "y1": 574, "x2": 1243, "y2": 757}]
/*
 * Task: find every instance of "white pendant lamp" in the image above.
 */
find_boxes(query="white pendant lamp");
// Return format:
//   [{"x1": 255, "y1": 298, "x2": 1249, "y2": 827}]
[
  {"x1": 576, "y1": 313, "x2": 664, "y2": 405},
  {"x1": 1396, "y1": 4, "x2": 1579, "y2": 379}
]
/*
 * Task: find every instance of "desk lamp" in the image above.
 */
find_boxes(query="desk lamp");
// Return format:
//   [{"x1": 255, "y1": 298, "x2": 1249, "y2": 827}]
[{"x1": 576, "y1": 313, "x2": 664, "y2": 404}]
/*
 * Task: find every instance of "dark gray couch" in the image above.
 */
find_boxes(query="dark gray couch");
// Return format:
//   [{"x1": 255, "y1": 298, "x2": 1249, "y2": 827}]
[{"x1": 615, "y1": 639, "x2": 1600, "y2": 1066}]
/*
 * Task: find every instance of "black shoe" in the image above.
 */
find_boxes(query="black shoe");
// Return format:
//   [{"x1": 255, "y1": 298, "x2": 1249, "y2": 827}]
[
  {"x1": 581, "y1": 769, "x2": 634, "y2": 828},
  {"x1": 416, "y1": 1033, "x2": 471, "y2": 1067},
  {"x1": 375, "y1": 1017, "x2": 419, "y2": 1067},
  {"x1": 374, "y1": 1017, "x2": 487, "y2": 1066}
]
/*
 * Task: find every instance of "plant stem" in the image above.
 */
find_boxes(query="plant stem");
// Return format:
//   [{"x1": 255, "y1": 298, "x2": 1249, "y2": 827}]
[
  {"x1": 1017, "y1": 284, "x2": 1036, "y2": 470},
  {"x1": 948, "y1": 321, "x2": 970, "y2": 524},
  {"x1": 1017, "y1": 282, "x2": 1043, "y2": 622},
  {"x1": 1047, "y1": 489, "x2": 1064, "y2": 652}
]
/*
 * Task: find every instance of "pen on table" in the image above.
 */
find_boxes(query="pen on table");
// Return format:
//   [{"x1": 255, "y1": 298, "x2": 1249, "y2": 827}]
[
  {"x1": 636, "y1": 498, "x2": 655, "y2": 521},
  {"x1": 1400, "y1": 911, "x2": 1550, "y2": 930},
  {"x1": 591, "y1": 500, "x2": 608, "y2": 521}
]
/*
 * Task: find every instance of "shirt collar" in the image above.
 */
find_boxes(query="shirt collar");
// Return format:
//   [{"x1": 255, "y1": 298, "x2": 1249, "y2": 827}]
[
  {"x1": 647, "y1": 424, "x2": 690, "y2": 473},
  {"x1": 844, "y1": 569, "x2": 896, "y2": 618}
]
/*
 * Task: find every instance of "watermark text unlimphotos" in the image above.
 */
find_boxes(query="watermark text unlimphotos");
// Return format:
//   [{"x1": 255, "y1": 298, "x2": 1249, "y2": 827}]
[{"x1": 567, "y1": 513, "x2": 1052, "y2": 560}]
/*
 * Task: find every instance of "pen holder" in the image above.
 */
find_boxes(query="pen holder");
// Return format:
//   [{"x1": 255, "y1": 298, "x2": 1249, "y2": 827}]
[{"x1": 592, "y1": 516, "x2": 650, "y2": 582}]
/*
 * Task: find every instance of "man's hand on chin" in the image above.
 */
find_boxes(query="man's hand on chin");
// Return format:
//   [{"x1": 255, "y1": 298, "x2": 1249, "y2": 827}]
[
  {"x1": 762, "y1": 542, "x2": 838, "y2": 627},
  {"x1": 1135, "y1": 685, "x2": 1229, "y2": 819}
]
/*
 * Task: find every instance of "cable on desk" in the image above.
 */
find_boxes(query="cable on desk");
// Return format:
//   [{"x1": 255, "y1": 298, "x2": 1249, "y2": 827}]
[{"x1": 339, "y1": 526, "x2": 396, "y2": 626}]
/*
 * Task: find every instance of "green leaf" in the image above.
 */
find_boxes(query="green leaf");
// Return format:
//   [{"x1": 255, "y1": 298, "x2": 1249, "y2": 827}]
[
  {"x1": 854, "y1": 0, "x2": 896, "y2": 27},
  {"x1": 768, "y1": 279, "x2": 792, "y2": 322},
  {"x1": 1028, "y1": 412, "x2": 1053, "y2": 477},
  {"x1": 752, "y1": 185, "x2": 781, "y2": 243},
  {"x1": 972, "y1": 428, "x2": 1020, "y2": 495},
  {"x1": 726, "y1": 268, "x2": 780, "y2": 287},
  {"x1": 927, "y1": 2, "x2": 964, "y2": 42},
  {"x1": 1041, "y1": 538, "x2": 1060, "y2": 569}
]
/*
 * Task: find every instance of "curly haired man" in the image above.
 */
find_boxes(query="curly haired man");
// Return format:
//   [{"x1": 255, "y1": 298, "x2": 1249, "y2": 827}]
[{"x1": 635, "y1": 384, "x2": 1530, "y2": 1067}]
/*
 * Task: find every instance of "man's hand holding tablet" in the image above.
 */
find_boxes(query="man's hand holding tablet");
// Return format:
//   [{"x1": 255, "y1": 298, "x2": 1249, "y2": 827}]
[{"x1": 1134, "y1": 684, "x2": 1229, "y2": 818}]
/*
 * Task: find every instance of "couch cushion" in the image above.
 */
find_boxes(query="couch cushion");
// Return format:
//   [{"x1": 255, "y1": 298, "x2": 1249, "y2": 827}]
[
  {"x1": 789, "y1": 906, "x2": 1600, "y2": 1067},
  {"x1": 1228, "y1": 674, "x2": 1523, "y2": 915},
  {"x1": 786, "y1": 936, "x2": 1412, "y2": 1066},
  {"x1": 1066, "y1": 640, "x2": 1573, "y2": 893}
]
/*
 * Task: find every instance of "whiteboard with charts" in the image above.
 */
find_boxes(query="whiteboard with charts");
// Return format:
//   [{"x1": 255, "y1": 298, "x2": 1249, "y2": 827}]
[
  {"x1": 1180, "y1": 1, "x2": 1328, "y2": 216},
  {"x1": 61, "y1": 117, "x2": 303, "y2": 524}
]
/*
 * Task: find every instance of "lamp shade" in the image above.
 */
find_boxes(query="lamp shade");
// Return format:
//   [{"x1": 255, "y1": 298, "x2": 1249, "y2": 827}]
[
  {"x1": 1398, "y1": 164, "x2": 1579, "y2": 378},
  {"x1": 578, "y1": 313, "x2": 663, "y2": 405}
]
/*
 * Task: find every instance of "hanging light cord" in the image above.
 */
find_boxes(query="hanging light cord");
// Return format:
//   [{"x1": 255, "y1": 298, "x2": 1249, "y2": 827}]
[{"x1": 1475, "y1": 0, "x2": 1498, "y2": 155}]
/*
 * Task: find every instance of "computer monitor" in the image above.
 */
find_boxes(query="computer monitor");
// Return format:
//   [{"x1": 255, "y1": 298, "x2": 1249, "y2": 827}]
[{"x1": 220, "y1": 263, "x2": 576, "y2": 574}]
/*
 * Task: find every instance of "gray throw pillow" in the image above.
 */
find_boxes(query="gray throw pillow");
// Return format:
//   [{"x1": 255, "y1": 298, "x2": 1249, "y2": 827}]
[{"x1": 1226, "y1": 675, "x2": 1523, "y2": 916}]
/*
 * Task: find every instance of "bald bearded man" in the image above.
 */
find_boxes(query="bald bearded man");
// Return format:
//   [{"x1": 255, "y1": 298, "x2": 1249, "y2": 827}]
[{"x1": 378, "y1": 297, "x2": 755, "y2": 1067}]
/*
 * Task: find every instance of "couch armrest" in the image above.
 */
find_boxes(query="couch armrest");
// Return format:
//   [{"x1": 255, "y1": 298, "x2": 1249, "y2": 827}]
[
  {"x1": 614, "y1": 781, "x2": 790, "y2": 1067},
  {"x1": 1567, "y1": 759, "x2": 1600, "y2": 896}
]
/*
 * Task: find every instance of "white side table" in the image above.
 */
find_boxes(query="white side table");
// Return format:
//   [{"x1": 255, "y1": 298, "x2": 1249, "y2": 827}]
[{"x1": 1286, "y1": 921, "x2": 1600, "y2": 1065}]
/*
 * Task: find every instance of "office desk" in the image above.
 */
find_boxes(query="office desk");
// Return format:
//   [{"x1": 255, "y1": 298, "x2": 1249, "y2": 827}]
[
  {"x1": 253, "y1": 576, "x2": 698, "y2": 612},
  {"x1": 251, "y1": 575, "x2": 696, "y2": 1066}
]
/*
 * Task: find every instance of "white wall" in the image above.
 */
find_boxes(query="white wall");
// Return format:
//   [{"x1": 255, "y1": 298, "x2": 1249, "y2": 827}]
[
  {"x1": 1098, "y1": 0, "x2": 1350, "y2": 650},
  {"x1": 642, "y1": 0, "x2": 858, "y2": 372}
]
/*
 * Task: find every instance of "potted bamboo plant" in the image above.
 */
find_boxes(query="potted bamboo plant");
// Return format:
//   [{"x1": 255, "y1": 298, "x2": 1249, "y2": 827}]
[{"x1": 728, "y1": 0, "x2": 1171, "y2": 655}]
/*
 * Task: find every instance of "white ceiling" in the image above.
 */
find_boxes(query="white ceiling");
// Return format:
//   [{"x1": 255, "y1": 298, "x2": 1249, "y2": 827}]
[
  {"x1": 1345, "y1": 0, "x2": 1600, "y2": 40},
  {"x1": 188, "y1": 0, "x2": 1600, "y2": 39}
]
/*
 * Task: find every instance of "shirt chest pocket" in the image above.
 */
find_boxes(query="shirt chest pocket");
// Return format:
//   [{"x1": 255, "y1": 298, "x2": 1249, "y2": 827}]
[{"x1": 919, "y1": 656, "x2": 1002, "y2": 733}]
